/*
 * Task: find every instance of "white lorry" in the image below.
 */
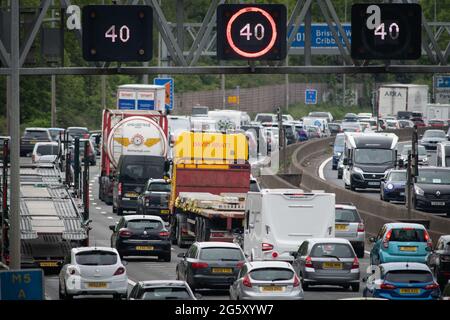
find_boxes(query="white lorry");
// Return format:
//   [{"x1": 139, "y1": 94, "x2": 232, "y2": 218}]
[
  {"x1": 117, "y1": 84, "x2": 166, "y2": 113},
  {"x1": 426, "y1": 103, "x2": 450, "y2": 122},
  {"x1": 243, "y1": 189, "x2": 335, "y2": 262},
  {"x1": 378, "y1": 84, "x2": 428, "y2": 118}
]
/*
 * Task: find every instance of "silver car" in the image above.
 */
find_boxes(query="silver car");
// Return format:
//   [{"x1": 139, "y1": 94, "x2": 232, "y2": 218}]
[
  {"x1": 335, "y1": 204, "x2": 366, "y2": 258},
  {"x1": 58, "y1": 247, "x2": 128, "y2": 300},
  {"x1": 128, "y1": 280, "x2": 198, "y2": 300},
  {"x1": 291, "y1": 238, "x2": 360, "y2": 292},
  {"x1": 229, "y1": 261, "x2": 304, "y2": 300}
]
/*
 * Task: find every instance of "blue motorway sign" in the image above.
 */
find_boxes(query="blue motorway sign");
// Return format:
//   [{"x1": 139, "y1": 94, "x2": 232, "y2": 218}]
[
  {"x1": 436, "y1": 76, "x2": 450, "y2": 88},
  {"x1": 0, "y1": 269, "x2": 44, "y2": 300},
  {"x1": 154, "y1": 78, "x2": 174, "y2": 111},
  {"x1": 289, "y1": 23, "x2": 351, "y2": 49},
  {"x1": 305, "y1": 89, "x2": 318, "y2": 105}
]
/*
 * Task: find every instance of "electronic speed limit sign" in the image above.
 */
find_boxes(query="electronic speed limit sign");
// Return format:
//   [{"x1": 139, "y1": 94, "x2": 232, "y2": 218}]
[{"x1": 217, "y1": 4, "x2": 287, "y2": 60}]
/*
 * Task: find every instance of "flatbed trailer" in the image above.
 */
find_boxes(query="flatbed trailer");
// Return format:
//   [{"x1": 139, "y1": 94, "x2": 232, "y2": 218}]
[{"x1": 173, "y1": 192, "x2": 246, "y2": 247}]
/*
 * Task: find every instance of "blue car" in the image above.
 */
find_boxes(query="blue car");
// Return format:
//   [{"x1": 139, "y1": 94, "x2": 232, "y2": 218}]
[
  {"x1": 370, "y1": 223, "x2": 433, "y2": 265},
  {"x1": 363, "y1": 262, "x2": 440, "y2": 300},
  {"x1": 380, "y1": 170, "x2": 406, "y2": 202},
  {"x1": 332, "y1": 133, "x2": 345, "y2": 170}
]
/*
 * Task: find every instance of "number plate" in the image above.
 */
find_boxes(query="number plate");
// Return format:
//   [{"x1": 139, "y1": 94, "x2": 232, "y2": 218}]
[
  {"x1": 39, "y1": 261, "x2": 59, "y2": 267},
  {"x1": 322, "y1": 262, "x2": 343, "y2": 270},
  {"x1": 260, "y1": 286, "x2": 285, "y2": 292},
  {"x1": 399, "y1": 288, "x2": 420, "y2": 294},
  {"x1": 136, "y1": 246, "x2": 153, "y2": 251},
  {"x1": 88, "y1": 282, "x2": 108, "y2": 288},
  {"x1": 399, "y1": 246, "x2": 417, "y2": 252},
  {"x1": 125, "y1": 192, "x2": 138, "y2": 198},
  {"x1": 335, "y1": 224, "x2": 349, "y2": 231},
  {"x1": 160, "y1": 209, "x2": 170, "y2": 214},
  {"x1": 431, "y1": 201, "x2": 445, "y2": 206},
  {"x1": 400, "y1": 192, "x2": 405, "y2": 196},
  {"x1": 211, "y1": 268, "x2": 232, "y2": 274},
  {"x1": 368, "y1": 181, "x2": 380, "y2": 186}
]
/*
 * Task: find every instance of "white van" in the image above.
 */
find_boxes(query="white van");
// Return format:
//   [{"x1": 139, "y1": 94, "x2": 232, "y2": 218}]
[
  {"x1": 243, "y1": 189, "x2": 335, "y2": 262},
  {"x1": 302, "y1": 117, "x2": 330, "y2": 137},
  {"x1": 207, "y1": 110, "x2": 251, "y2": 130}
]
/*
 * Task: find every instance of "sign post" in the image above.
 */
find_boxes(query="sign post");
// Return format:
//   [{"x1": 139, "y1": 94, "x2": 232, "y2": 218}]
[{"x1": 305, "y1": 89, "x2": 318, "y2": 105}]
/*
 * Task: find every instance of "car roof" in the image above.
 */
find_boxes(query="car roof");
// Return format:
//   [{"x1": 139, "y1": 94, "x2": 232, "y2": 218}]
[
  {"x1": 194, "y1": 241, "x2": 242, "y2": 249},
  {"x1": 67, "y1": 127, "x2": 88, "y2": 130},
  {"x1": 335, "y1": 204, "x2": 357, "y2": 210},
  {"x1": 439, "y1": 235, "x2": 450, "y2": 242},
  {"x1": 122, "y1": 215, "x2": 164, "y2": 221},
  {"x1": 25, "y1": 127, "x2": 49, "y2": 131},
  {"x1": 380, "y1": 262, "x2": 431, "y2": 272},
  {"x1": 384, "y1": 222, "x2": 426, "y2": 230},
  {"x1": 246, "y1": 261, "x2": 293, "y2": 270},
  {"x1": 72, "y1": 246, "x2": 118, "y2": 254},
  {"x1": 139, "y1": 280, "x2": 188, "y2": 288},
  {"x1": 35, "y1": 142, "x2": 58, "y2": 146},
  {"x1": 305, "y1": 238, "x2": 352, "y2": 245}
]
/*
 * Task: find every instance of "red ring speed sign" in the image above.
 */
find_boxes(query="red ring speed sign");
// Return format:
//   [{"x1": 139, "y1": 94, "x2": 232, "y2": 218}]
[{"x1": 225, "y1": 7, "x2": 278, "y2": 59}]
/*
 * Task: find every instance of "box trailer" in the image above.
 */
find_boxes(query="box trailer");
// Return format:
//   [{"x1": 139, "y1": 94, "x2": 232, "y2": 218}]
[{"x1": 378, "y1": 84, "x2": 429, "y2": 118}]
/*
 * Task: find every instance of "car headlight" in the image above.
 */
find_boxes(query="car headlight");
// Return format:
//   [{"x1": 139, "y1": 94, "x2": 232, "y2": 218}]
[
  {"x1": 335, "y1": 152, "x2": 342, "y2": 157},
  {"x1": 353, "y1": 167, "x2": 364, "y2": 174},
  {"x1": 414, "y1": 185, "x2": 424, "y2": 196},
  {"x1": 387, "y1": 183, "x2": 394, "y2": 190},
  {"x1": 422, "y1": 157, "x2": 427, "y2": 162}
]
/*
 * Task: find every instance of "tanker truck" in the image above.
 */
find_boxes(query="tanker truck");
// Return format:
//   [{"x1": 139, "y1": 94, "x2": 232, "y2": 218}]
[{"x1": 98, "y1": 109, "x2": 169, "y2": 207}]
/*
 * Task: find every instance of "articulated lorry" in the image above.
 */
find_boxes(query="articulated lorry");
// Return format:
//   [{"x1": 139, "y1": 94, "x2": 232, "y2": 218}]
[{"x1": 169, "y1": 131, "x2": 251, "y2": 247}]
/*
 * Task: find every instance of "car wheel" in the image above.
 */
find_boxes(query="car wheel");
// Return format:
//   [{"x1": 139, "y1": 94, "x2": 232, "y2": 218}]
[
  {"x1": 162, "y1": 252, "x2": 171, "y2": 262},
  {"x1": 112, "y1": 293, "x2": 123, "y2": 300},
  {"x1": 58, "y1": 284, "x2": 65, "y2": 300},
  {"x1": 64, "y1": 287, "x2": 73, "y2": 300},
  {"x1": 342, "y1": 284, "x2": 350, "y2": 290},
  {"x1": 117, "y1": 207, "x2": 123, "y2": 216},
  {"x1": 112, "y1": 205, "x2": 117, "y2": 214},
  {"x1": 337, "y1": 173, "x2": 342, "y2": 179},
  {"x1": 351, "y1": 283, "x2": 360, "y2": 292},
  {"x1": 356, "y1": 245, "x2": 365, "y2": 259}
]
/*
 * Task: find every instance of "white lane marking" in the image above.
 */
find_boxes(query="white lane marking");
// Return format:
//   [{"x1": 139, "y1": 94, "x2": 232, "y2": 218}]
[
  {"x1": 92, "y1": 203, "x2": 97, "y2": 205},
  {"x1": 128, "y1": 279, "x2": 136, "y2": 286},
  {"x1": 95, "y1": 207, "x2": 102, "y2": 210},
  {"x1": 107, "y1": 216, "x2": 113, "y2": 219},
  {"x1": 89, "y1": 183, "x2": 93, "y2": 186},
  {"x1": 365, "y1": 250, "x2": 371, "y2": 255},
  {"x1": 101, "y1": 211, "x2": 107, "y2": 214},
  {"x1": 319, "y1": 157, "x2": 333, "y2": 180}
]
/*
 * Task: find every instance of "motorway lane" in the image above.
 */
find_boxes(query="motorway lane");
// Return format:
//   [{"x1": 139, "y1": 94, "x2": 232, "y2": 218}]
[{"x1": 42, "y1": 158, "x2": 372, "y2": 300}]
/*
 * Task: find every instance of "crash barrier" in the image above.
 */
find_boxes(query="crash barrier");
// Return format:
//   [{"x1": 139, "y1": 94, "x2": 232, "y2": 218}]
[{"x1": 260, "y1": 127, "x2": 450, "y2": 241}]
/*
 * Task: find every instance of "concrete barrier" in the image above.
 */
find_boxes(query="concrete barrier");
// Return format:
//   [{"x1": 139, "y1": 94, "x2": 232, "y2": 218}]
[{"x1": 260, "y1": 128, "x2": 450, "y2": 242}]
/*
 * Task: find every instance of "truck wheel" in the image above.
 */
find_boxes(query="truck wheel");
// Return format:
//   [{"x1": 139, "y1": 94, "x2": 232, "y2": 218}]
[
  {"x1": 351, "y1": 283, "x2": 360, "y2": 292},
  {"x1": 202, "y1": 219, "x2": 211, "y2": 242},
  {"x1": 171, "y1": 218, "x2": 177, "y2": 245},
  {"x1": 162, "y1": 252, "x2": 171, "y2": 262},
  {"x1": 177, "y1": 216, "x2": 188, "y2": 249},
  {"x1": 350, "y1": 182, "x2": 356, "y2": 191}
]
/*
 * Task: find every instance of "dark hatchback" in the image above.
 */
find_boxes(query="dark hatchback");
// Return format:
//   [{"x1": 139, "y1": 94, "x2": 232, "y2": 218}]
[
  {"x1": 413, "y1": 167, "x2": 450, "y2": 216},
  {"x1": 426, "y1": 235, "x2": 450, "y2": 289},
  {"x1": 113, "y1": 155, "x2": 167, "y2": 215},
  {"x1": 110, "y1": 215, "x2": 171, "y2": 262},
  {"x1": 20, "y1": 128, "x2": 52, "y2": 156},
  {"x1": 381, "y1": 170, "x2": 406, "y2": 202},
  {"x1": 136, "y1": 179, "x2": 171, "y2": 220},
  {"x1": 176, "y1": 242, "x2": 245, "y2": 291}
]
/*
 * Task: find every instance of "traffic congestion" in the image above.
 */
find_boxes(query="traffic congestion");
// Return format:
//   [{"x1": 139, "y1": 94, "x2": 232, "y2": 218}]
[{"x1": 1, "y1": 87, "x2": 450, "y2": 301}]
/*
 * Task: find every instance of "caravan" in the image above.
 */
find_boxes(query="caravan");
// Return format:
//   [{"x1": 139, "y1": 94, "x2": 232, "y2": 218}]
[{"x1": 244, "y1": 189, "x2": 335, "y2": 262}]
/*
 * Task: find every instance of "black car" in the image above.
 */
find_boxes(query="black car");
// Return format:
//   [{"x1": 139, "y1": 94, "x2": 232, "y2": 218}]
[
  {"x1": 136, "y1": 179, "x2": 171, "y2": 220},
  {"x1": 110, "y1": 215, "x2": 171, "y2": 261},
  {"x1": 328, "y1": 123, "x2": 342, "y2": 135},
  {"x1": 113, "y1": 155, "x2": 167, "y2": 215},
  {"x1": 427, "y1": 235, "x2": 450, "y2": 289},
  {"x1": 343, "y1": 113, "x2": 358, "y2": 122},
  {"x1": 20, "y1": 128, "x2": 52, "y2": 156},
  {"x1": 413, "y1": 167, "x2": 450, "y2": 216},
  {"x1": 128, "y1": 280, "x2": 197, "y2": 300},
  {"x1": 176, "y1": 242, "x2": 245, "y2": 291}
]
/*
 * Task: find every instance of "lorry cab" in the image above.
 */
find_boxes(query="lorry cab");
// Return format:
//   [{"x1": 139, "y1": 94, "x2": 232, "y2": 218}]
[
  {"x1": 436, "y1": 142, "x2": 450, "y2": 167},
  {"x1": 113, "y1": 155, "x2": 168, "y2": 215},
  {"x1": 243, "y1": 189, "x2": 335, "y2": 262},
  {"x1": 342, "y1": 132, "x2": 399, "y2": 191}
]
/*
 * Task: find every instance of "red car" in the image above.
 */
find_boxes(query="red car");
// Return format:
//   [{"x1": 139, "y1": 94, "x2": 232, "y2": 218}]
[{"x1": 428, "y1": 119, "x2": 446, "y2": 128}]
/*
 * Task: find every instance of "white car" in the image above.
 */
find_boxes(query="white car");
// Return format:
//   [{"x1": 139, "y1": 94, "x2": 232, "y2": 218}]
[
  {"x1": 32, "y1": 142, "x2": 59, "y2": 164},
  {"x1": 58, "y1": 247, "x2": 128, "y2": 300}
]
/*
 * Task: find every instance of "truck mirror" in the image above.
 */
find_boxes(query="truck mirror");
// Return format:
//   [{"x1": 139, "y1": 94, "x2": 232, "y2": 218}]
[{"x1": 343, "y1": 158, "x2": 348, "y2": 166}]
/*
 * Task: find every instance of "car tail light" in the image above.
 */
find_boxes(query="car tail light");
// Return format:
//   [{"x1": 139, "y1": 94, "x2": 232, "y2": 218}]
[
  {"x1": 113, "y1": 267, "x2": 125, "y2": 276},
  {"x1": 262, "y1": 243, "x2": 273, "y2": 251},
  {"x1": 380, "y1": 282, "x2": 396, "y2": 290},
  {"x1": 293, "y1": 275, "x2": 300, "y2": 287},
  {"x1": 159, "y1": 231, "x2": 170, "y2": 237},
  {"x1": 191, "y1": 262, "x2": 208, "y2": 269},
  {"x1": 424, "y1": 230, "x2": 433, "y2": 249},
  {"x1": 383, "y1": 229, "x2": 392, "y2": 249},
  {"x1": 425, "y1": 282, "x2": 439, "y2": 290},
  {"x1": 357, "y1": 223, "x2": 365, "y2": 232},
  {"x1": 119, "y1": 228, "x2": 132, "y2": 238},
  {"x1": 305, "y1": 256, "x2": 313, "y2": 268},
  {"x1": 210, "y1": 232, "x2": 225, "y2": 238},
  {"x1": 118, "y1": 183, "x2": 122, "y2": 196},
  {"x1": 351, "y1": 257, "x2": 359, "y2": 269},
  {"x1": 236, "y1": 261, "x2": 245, "y2": 269},
  {"x1": 243, "y1": 275, "x2": 252, "y2": 288}
]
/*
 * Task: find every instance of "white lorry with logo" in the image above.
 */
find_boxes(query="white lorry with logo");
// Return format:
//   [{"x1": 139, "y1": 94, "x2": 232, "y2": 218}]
[
  {"x1": 378, "y1": 84, "x2": 428, "y2": 118},
  {"x1": 244, "y1": 189, "x2": 335, "y2": 262}
]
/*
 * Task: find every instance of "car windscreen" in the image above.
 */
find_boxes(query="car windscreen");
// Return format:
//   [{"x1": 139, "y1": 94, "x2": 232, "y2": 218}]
[
  {"x1": 36, "y1": 145, "x2": 58, "y2": 155},
  {"x1": 334, "y1": 135, "x2": 344, "y2": 147},
  {"x1": 126, "y1": 219, "x2": 163, "y2": 231},
  {"x1": 199, "y1": 247, "x2": 244, "y2": 261},
  {"x1": 257, "y1": 115, "x2": 274, "y2": 123},
  {"x1": 309, "y1": 112, "x2": 328, "y2": 118},
  {"x1": 310, "y1": 243, "x2": 355, "y2": 258},
  {"x1": 384, "y1": 270, "x2": 433, "y2": 284},
  {"x1": 417, "y1": 170, "x2": 450, "y2": 184},
  {"x1": 389, "y1": 228, "x2": 426, "y2": 242},
  {"x1": 141, "y1": 287, "x2": 192, "y2": 300},
  {"x1": 424, "y1": 131, "x2": 446, "y2": 138},
  {"x1": 68, "y1": 129, "x2": 88, "y2": 137},
  {"x1": 355, "y1": 149, "x2": 393, "y2": 165},
  {"x1": 75, "y1": 251, "x2": 117, "y2": 265},
  {"x1": 149, "y1": 182, "x2": 171, "y2": 192},
  {"x1": 328, "y1": 124, "x2": 340, "y2": 131},
  {"x1": 24, "y1": 130, "x2": 48, "y2": 139},
  {"x1": 388, "y1": 172, "x2": 407, "y2": 181},
  {"x1": 335, "y1": 208, "x2": 361, "y2": 222},
  {"x1": 249, "y1": 268, "x2": 293, "y2": 281},
  {"x1": 121, "y1": 163, "x2": 165, "y2": 183}
]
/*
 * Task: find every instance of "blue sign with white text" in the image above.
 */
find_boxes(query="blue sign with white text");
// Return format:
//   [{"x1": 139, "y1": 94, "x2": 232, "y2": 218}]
[
  {"x1": 289, "y1": 24, "x2": 351, "y2": 48},
  {"x1": 137, "y1": 99, "x2": 155, "y2": 110},
  {"x1": 0, "y1": 269, "x2": 44, "y2": 300},
  {"x1": 118, "y1": 99, "x2": 136, "y2": 110},
  {"x1": 154, "y1": 78, "x2": 174, "y2": 111},
  {"x1": 436, "y1": 76, "x2": 450, "y2": 88},
  {"x1": 305, "y1": 89, "x2": 318, "y2": 105}
]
